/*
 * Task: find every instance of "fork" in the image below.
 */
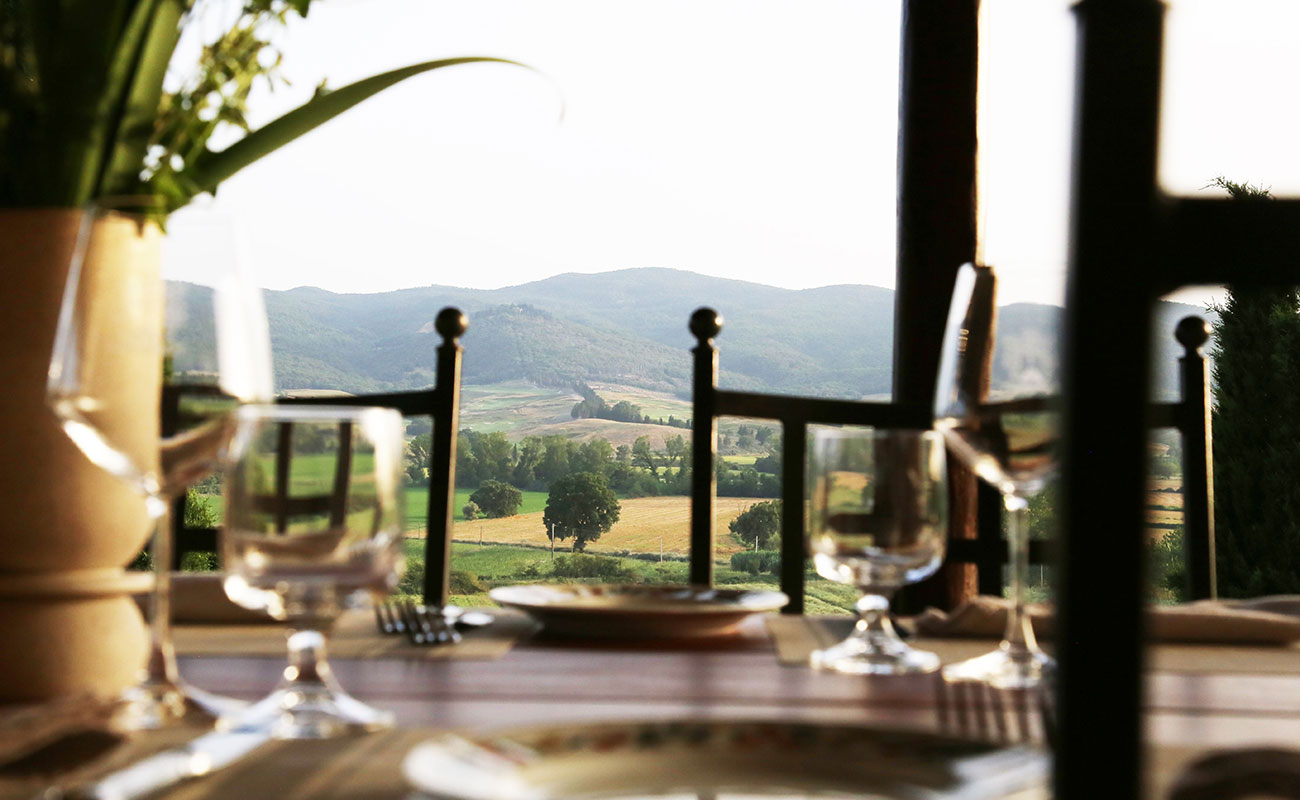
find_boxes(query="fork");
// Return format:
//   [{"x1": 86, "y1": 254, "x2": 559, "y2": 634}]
[{"x1": 374, "y1": 600, "x2": 461, "y2": 645}]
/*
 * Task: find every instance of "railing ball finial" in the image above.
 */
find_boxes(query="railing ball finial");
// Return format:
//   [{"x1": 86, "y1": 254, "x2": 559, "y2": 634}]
[
  {"x1": 1175, "y1": 315, "x2": 1210, "y2": 353},
  {"x1": 435, "y1": 307, "x2": 469, "y2": 342},
  {"x1": 689, "y1": 307, "x2": 723, "y2": 344}
]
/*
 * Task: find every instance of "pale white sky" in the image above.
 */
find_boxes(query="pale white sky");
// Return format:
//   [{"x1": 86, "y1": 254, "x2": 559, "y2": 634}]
[{"x1": 171, "y1": 0, "x2": 1300, "y2": 308}]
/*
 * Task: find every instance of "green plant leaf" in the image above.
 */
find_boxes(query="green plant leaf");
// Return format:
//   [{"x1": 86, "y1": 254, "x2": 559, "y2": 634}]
[
  {"x1": 183, "y1": 56, "x2": 532, "y2": 202},
  {"x1": 98, "y1": 0, "x2": 186, "y2": 196}
]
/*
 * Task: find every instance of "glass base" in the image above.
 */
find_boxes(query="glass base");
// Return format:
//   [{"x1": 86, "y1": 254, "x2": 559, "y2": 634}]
[
  {"x1": 116, "y1": 678, "x2": 248, "y2": 731},
  {"x1": 811, "y1": 634, "x2": 941, "y2": 676},
  {"x1": 942, "y1": 644, "x2": 1056, "y2": 689},
  {"x1": 225, "y1": 681, "x2": 395, "y2": 739}
]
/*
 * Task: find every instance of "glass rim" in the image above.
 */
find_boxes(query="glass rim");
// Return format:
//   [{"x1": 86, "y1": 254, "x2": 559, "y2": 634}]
[
  {"x1": 809, "y1": 426, "x2": 944, "y2": 440},
  {"x1": 234, "y1": 403, "x2": 404, "y2": 425}
]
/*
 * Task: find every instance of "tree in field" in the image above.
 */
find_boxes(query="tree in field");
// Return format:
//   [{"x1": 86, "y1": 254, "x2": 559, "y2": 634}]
[
  {"x1": 405, "y1": 433, "x2": 432, "y2": 486},
  {"x1": 729, "y1": 500, "x2": 781, "y2": 550},
  {"x1": 543, "y1": 472, "x2": 621, "y2": 552},
  {"x1": 462, "y1": 501, "x2": 480, "y2": 521},
  {"x1": 1207, "y1": 176, "x2": 1300, "y2": 596},
  {"x1": 470, "y1": 479, "x2": 523, "y2": 518},
  {"x1": 512, "y1": 437, "x2": 544, "y2": 488},
  {"x1": 631, "y1": 435, "x2": 658, "y2": 477},
  {"x1": 572, "y1": 438, "x2": 614, "y2": 476},
  {"x1": 663, "y1": 434, "x2": 688, "y2": 473}
]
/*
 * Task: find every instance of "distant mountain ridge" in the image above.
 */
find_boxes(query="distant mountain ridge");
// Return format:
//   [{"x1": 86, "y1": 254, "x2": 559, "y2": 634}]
[{"x1": 183, "y1": 268, "x2": 1211, "y2": 401}]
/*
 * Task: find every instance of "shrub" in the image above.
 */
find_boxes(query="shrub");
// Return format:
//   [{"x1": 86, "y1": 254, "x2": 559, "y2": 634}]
[
  {"x1": 552, "y1": 553, "x2": 636, "y2": 582},
  {"x1": 730, "y1": 550, "x2": 781, "y2": 576},
  {"x1": 179, "y1": 551, "x2": 217, "y2": 572},
  {"x1": 470, "y1": 480, "x2": 523, "y2": 518},
  {"x1": 1146, "y1": 528, "x2": 1186, "y2": 603},
  {"x1": 398, "y1": 561, "x2": 487, "y2": 598},
  {"x1": 449, "y1": 570, "x2": 487, "y2": 595}
]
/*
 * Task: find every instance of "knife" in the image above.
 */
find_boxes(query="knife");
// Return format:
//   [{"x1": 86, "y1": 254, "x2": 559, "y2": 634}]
[{"x1": 49, "y1": 728, "x2": 271, "y2": 800}]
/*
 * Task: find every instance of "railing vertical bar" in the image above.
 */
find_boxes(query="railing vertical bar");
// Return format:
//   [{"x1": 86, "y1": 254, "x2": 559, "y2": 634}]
[
  {"x1": 425, "y1": 308, "x2": 467, "y2": 609},
  {"x1": 1175, "y1": 316, "x2": 1215, "y2": 600},
  {"x1": 780, "y1": 419, "x2": 807, "y2": 614},
  {"x1": 329, "y1": 421, "x2": 353, "y2": 529},
  {"x1": 273, "y1": 422, "x2": 294, "y2": 533},
  {"x1": 976, "y1": 481, "x2": 1004, "y2": 597},
  {"x1": 689, "y1": 309, "x2": 722, "y2": 587}
]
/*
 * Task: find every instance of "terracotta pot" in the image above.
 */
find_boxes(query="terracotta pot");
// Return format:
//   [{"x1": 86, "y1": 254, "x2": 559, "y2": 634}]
[
  {"x1": 0, "y1": 208, "x2": 161, "y2": 701},
  {"x1": 0, "y1": 209, "x2": 161, "y2": 572},
  {"x1": 0, "y1": 570, "x2": 150, "y2": 701}
]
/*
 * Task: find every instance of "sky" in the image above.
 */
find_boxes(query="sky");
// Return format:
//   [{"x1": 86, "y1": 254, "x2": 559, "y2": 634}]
[{"x1": 170, "y1": 0, "x2": 1300, "y2": 308}]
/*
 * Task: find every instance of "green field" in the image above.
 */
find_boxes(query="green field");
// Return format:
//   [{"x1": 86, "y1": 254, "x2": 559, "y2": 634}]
[
  {"x1": 404, "y1": 487, "x2": 549, "y2": 531},
  {"x1": 399, "y1": 541, "x2": 858, "y2": 613}
]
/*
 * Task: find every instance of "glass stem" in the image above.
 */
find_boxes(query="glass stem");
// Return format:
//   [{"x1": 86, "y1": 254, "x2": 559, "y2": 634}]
[
  {"x1": 1001, "y1": 493, "x2": 1040, "y2": 658},
  {"x1": 143, "y1": 497, "x2": 181, "y2": 686},
  {"x1": 854, "y1": 591, "x2": 899, "y2": 649},
  {"x1": 283, "y1": 628, "x2": 336, "y2": 690}
]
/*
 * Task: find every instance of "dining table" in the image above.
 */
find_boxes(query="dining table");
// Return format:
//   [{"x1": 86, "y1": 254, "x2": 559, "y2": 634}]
[{"x1": 7, "y1": 606, "x2": 1300, "y2": 800}]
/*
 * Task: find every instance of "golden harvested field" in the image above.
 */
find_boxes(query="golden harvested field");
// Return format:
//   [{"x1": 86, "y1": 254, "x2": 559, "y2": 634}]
[
  {"x1": 450, "y1": 496, "x2": 765, "y2": 556},
  {"x1": 1145, "y1": 509, "x2": 1184, "y2": 526},
  {"x1": 1146, "y1": 491, "x2": 1183, "y2": 509}
]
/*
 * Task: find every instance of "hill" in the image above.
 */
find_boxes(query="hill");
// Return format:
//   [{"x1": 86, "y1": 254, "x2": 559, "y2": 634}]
[{"x1": 171, "y1": 268, "x2": 1213, "y2": 402}]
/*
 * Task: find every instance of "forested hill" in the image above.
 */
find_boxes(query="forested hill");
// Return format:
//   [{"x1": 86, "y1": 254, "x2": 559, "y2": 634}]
[{"x1": 192, "y1": 267, "x2": 1209, "y2": 399}]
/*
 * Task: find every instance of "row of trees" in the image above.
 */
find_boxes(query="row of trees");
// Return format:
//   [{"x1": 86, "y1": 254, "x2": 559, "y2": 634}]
[
  {"x1": 569, "y1": 383, "x2": 692, "y2": 430},
  {"x1": 410, "y1": 428, "x2": 782, "y2": 500}
]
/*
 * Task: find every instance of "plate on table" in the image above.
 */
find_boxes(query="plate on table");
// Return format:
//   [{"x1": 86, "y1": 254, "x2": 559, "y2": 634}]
[
  {"x1": 487, "y1": 584, "x2": 788, "y2": 638},
  {"x1": 402, "y1": 718, "x2": 1050, "y2": 800}
]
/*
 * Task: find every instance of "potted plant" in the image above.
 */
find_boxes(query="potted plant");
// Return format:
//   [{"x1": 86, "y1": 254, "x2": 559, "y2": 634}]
[{"x1": 0, "y1": 0, "x2": 519, "y2": 700}]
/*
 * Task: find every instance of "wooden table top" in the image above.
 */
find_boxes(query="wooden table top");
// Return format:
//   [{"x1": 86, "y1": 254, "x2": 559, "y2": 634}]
[
  {"x1": 10, "y1": 613, "x2": 1300, "y2": 799},
  {"x1": 168, "y1": 614, "x2": 1300, "y2": 799}
]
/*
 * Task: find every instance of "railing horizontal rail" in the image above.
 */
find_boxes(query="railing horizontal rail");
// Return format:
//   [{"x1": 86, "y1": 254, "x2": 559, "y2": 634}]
[{"x1": 714, "y1": 391, "x2": 916, "y2": 428}]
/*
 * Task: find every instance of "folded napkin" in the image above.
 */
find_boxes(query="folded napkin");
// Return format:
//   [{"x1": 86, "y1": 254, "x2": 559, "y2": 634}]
[
  {"x1": 168, "y1": 573, "x2": 272, "y2": 624},
  {"x1": 914, "y1": 595, "x2": 1300, "y2": 645}
]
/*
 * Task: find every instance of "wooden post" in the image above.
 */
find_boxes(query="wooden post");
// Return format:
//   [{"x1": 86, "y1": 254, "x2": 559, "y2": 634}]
[
  {"x1": 1058, "y1": 2, "x2": 1166, "y2": 797},
  {"x1": 780, "y1": 419, "x2": 807, "y2": 614},
  {"x1": 1175, "y1": 316, "x2": 1215, "y2": 600},
  {"x1": 689, "y1": 308, "x2": 722, "y2": 587},
  {"x1": 893, "y1": 0, "x2": 981, "y2": 612},
  {"x1": 426, "y1": 308, "x2": 467, "y2": 609}
]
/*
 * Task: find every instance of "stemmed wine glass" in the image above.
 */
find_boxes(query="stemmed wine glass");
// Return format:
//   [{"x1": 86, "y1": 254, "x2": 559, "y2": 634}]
[
  {"x1": 220, "y1": 405, "x2": 406, "y2": 739},
  {"x1": 47, "y1": 197, "x2": 274, "y2": 728},
  {"x1": 807, "y1": 427, "x2": 949, "y2": 675},
  {"x1": 934, "y1": 262, "x2": 1057, "y2": 688}
]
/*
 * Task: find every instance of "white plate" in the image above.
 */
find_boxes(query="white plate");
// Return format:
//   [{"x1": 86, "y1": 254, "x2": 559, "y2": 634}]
[
  {"x1": 488, "y1": 584, "x2": 788, "y2": 638},
  {"x1": 402, "y1": 719, "x2": 1050, "y2": 800}
]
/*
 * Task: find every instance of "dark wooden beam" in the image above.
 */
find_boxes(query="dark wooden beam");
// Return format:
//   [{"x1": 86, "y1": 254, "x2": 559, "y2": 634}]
[
  {"x1": 894, "y1": 0, "x2": 981, "y2": 612},
  {"x1": 893, "y1": 0, "x2": 979, "y2": 417},
  {"x1": 1059, "y1": 2, "x2": 1167, "y2": 798},
  {"x1": 1157, "y1": 198, "x2": 1300, "y2": 292}
]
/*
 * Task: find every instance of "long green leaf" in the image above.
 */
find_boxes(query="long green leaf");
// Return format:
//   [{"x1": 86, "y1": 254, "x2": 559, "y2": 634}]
[
  {"x1": 98, "y1": 0, "x2": 186, "y2": 197},
  {"x1": 185, "y1": 56, "x2": 530, "y2": 195}
]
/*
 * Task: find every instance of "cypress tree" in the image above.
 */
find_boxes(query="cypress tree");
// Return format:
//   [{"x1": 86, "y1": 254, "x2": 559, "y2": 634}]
[{"x1": 1208, "y1": 177, "x2": 1300, "y2": 596}]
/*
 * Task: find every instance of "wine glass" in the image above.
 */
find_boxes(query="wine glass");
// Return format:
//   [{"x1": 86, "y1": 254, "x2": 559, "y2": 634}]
[
  {"x1": 934, "y1": 262, "x2": 1057, "y2": 688},
  {"x1": 46, "y1": 196, "x2": 274, "y2": 728},
  {"x1": 220, "y1": 404, "x2": 406, "y2": 739},
  {"x1": 807, "y1": 427, "x2": 949, "y2": 675}
]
